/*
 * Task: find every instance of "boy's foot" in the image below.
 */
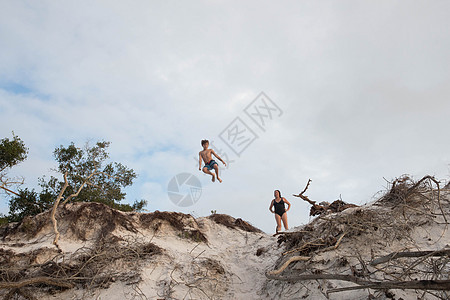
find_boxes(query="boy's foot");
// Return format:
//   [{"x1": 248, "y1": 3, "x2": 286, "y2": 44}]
[
  {"x1": 211, "y1": 174, "x2": 215, "y2": 182},
  {"x1": 217, "y1": 177, "x2": 222, "y2": 183}
]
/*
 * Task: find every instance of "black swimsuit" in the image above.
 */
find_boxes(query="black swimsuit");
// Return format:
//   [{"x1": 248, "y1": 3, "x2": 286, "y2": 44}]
[{"x1": 273, "y1": 198, "x2": 286, "y2": 217}]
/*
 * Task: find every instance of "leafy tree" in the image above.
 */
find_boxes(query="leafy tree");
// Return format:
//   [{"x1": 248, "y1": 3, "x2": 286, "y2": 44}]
[
  {"x1": 0, "y1": 133, "x2": 28, "y2": 196},
  {"x1": 8, "y1": 140, "x2": 146, "y2": 222},
  {"x1": 0, "y1": 214, "x2": 8, "y2": 226},
  {"x1": 8, "y1": 188, "x2": 54, "y2": 222},
  {"x1": 48, "y1": 141, "x2": 137, "y2": 205}
]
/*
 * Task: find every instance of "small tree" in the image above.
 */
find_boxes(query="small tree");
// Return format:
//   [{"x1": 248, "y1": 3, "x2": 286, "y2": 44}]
[
  {"x1": 8, "y1": 188, "x2": 54, "y2": 222},
  {"x1": 47, "y1": 141, "x2": 138, "y2": 208},
  {"x1": 43, "y1": 141, "x2": 143, "y2": 249},
  {"x1": 0, "y1": 133, "x2": 28, "y2": 197},
  {"x1": 8, "y1": 140, "x2": 146, "y2": 223}
]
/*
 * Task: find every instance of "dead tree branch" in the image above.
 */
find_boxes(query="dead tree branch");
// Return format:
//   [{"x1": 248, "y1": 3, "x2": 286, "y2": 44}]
[
  {"x1": 0, "y1": 276, "x2": 74, "y2": 289},
  {"x1": 267, "y1": 273, "x2": 450, "y2": 292},
  {"x1": 327, "y1": 279, "x2": 450, "y2": 293},
  {"x1": 266, "y1": 273, "x2": 372, "y2": 285},
  {"x1": 320, "y1": 232, "x2": 346, "y2": 253},
  {"x1": 293, "y1": 179, "x2": 357, "y2": 216},
  {"x1": 0, "y1": 186, "x2": 21, "y2": 197},
  {"x1": 0, "y1": 176, "x2": 25, "y2": 196},
  {"x1": 267, "y1": 256, "x2": 311, "y2": 276},
  {"x1": 370, "y1": 249, "x2": 450, "y2": 266},
  {"x1": 293, "y1": 179, "x2": 315, "y2": 205}
]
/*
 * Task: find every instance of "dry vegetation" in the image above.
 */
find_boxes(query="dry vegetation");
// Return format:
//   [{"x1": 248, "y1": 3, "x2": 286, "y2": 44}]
[
  {"x1": 2, "y1": 174, "x2": 450, "y2": 299},
  {"x1": 0, "y1": 236, "x2": 162, "y2": 299},
  {"x1": 266, "y1": 175, "x2": 450, "y2": 298},
  {"x1": 0, "y1": 204, "x2": 166, "y2": 299},
  {"x1": 140, "y1": 210, "x2": 208, "y2": 243},
  {"x1": 208, "y1": 213, "x2": 263, "y2": 233},
  {"x1": 0, "y1": 203, "x2": 218, "y2": 299}
]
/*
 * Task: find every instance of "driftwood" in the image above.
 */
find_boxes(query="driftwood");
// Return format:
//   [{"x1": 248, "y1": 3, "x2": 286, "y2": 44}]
[
  {"x1": 370, "y1": 249, "x2": 450, "y2": 266},
  {"x1": 320, "y1": 232, "x2": 346, "y2": 252},
  {"x1": 267, "y1": 256, "x2": 311, "y2": 275},
  {"x1": 269, "y1": 175, "x2": 450, "y2": 297},
  {"x1": 327, "y1": 279, "x2": 450, "y2": 294},
  {"x1": 266, "y1": 273, "x2": 373, "y2": 285},
  {"x1": 293, "y1": 179, "x2": 358, "y2": 216},
  {"x1": 282, "y1": 238, "x2": 325, "y2": 256},
  {"x1": 0, "y1": 277, "x2": 74, "y2": 289},
  {"x1": 266, "y1": 272, "x2": 450, "y2": 292}
]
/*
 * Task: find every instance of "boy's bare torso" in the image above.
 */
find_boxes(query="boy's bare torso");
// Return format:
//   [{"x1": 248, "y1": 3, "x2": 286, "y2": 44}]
[{"x1": 199, "y1": 149, "x2": 213, "y2": 164}]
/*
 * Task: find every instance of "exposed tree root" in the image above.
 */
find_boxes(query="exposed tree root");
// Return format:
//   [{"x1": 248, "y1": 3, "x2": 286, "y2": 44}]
[
  {"x1": 268, "y1": 175, "x2": 450, "y2": 298},
  {"x1": 267, "y1": 256, "x2": 310, "y2": 275},
  {"x1": 0, "y1": 276, "x2": 74, "y2": 289},
  {"x1": 370, "y1": 249, "x2": 450, "y2": 266},
  {"x1": 293, "y1": 179, "x2": 358, "y2": 216}
]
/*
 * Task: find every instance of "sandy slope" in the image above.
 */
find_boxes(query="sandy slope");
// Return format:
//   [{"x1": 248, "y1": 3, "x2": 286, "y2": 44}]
[
  {"x1": 0, "y1": 205, "x2": 284, "y2": 300},
  {"x1": 1, "y1": 182, "x2": 450, "y2": 299}
]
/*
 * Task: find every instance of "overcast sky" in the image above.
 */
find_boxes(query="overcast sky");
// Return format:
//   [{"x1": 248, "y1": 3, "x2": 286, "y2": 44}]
[{"x1": 1, "y1": 1, "x2": 449, "y2": 233}]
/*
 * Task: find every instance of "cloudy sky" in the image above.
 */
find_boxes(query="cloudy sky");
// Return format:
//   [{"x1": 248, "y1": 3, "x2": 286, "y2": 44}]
[{"x1": 1, "y1": 1, "x2": 449, "y2": 233}]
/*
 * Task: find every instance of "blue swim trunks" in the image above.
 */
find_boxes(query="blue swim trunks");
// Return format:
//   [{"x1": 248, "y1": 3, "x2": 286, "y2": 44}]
[{"x1": 204, "y1": 160, "x2": 218, "y2": 171}]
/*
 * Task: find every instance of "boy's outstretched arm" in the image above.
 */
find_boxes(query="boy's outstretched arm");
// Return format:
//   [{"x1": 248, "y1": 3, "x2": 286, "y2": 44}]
[
  {"x1": 198, "y1": 153, "x2": 203, "y2": 171},
  {"x1": 211, "y1": 150, "x2": 227, "y2": 166}
]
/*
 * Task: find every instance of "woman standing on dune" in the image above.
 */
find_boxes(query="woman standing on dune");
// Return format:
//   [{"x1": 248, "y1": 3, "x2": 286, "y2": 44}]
[{"x1": 269, "y1": 190, "x2": 291, "y2": 233}]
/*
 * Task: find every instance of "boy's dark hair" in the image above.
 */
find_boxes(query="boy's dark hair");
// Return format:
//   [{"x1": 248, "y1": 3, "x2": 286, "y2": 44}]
[{"x1": 201, "y1": 139, "x2": 209, "y2": 146}]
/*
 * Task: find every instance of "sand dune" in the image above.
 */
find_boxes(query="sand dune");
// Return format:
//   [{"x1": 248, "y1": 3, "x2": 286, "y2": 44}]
[{"x1": 1, "y1": 176, "x2": 450, "y2": 299}]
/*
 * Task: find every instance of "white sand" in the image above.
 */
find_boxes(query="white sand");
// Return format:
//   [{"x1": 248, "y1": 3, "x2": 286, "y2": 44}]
[{"x1": 2, "y1": 190, "x2": 450, "y2": 299}]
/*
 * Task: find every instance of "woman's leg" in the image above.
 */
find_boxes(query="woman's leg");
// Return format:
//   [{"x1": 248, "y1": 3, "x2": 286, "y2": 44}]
[
  {"x1": 275, "y1": 214, "x2": 282, "y2": 232},
  {"x1": 281, "y1": 213, "x2": 288, "y2": 230}
]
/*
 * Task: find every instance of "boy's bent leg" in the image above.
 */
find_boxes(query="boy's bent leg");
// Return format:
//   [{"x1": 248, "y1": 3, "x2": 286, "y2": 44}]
[
  {"x1": 213, "y1": 164, "x2": 222, "y2": 183},
  {"x1": 202, "y1": 167, "x2": 215, "y2": 182}
]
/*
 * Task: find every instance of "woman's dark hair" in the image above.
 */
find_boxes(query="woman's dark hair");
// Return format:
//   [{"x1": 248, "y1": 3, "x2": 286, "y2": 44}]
[
  {"x1": 275, "y1": 190, "x2": 282, "y2": 198},
  {"x1": 201, "y1": 139, "x2": 209, "y2": 146}
]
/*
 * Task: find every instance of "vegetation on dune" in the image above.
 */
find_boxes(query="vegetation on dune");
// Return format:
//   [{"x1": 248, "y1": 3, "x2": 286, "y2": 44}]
[
  {"x1": 0, "y1": 133, "x2": 28, "y2": 198},
  {"x1": 1, "y1": 133, "x2": 147, "y2": 223}
]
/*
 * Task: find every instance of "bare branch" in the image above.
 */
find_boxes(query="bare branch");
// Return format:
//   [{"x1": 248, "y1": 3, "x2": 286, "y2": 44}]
[
  {"x1": 370, "y1": 249, "x2": 450, "y2": 266},
  {"x1": 293, "y1": 179, "x2": 316, "y2": 205},
  {"x1": 51, "y1": 172, "x2": 69, "y2": 250},
  {"x1": 327, "y1": 279, "x2": 450, "y2": 294},
  {"x1": 0, "y1": 185, "x2": 21, "y2": 197},
  {"x1": 61, "y1": 169, "x2": 97, "y2": 205},
  {"x1": 266, "y1": 272, "x2": 372, "y2": 285},
  {"x1": 267, "y1": 256, "x2": 311, "y2": 275},
  {"x1": 0, "y1": 276, "x2": 74, "y2": 289},
  {"x1": 320, "y1": 232, "x2": 346, "y2": 253}
]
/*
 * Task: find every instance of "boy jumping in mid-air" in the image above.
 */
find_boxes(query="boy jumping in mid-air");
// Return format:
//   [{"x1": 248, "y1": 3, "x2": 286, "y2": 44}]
[{"x1": 199, "y1": 139, "x2": 226, "y2": 183}]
